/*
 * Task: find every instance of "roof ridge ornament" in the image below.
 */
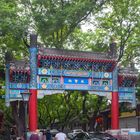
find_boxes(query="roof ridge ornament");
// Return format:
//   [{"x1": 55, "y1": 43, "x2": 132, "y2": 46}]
[
  {"x1": 5, "y1": 51, "x2": 13, "y2": 63},
  {"x1": 108, "y1": 40, "x2": 117, "y2": 59}
]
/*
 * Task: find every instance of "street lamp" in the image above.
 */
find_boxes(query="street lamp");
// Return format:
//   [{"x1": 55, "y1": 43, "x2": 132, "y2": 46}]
[{"x1": 20, "y1": 92, "x2": 31, "y2": 140}]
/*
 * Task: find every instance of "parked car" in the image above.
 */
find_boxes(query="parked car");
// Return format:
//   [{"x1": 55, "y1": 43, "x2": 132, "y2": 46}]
[
  {"x1": 71, "y1": 132, "x2": 89, "y2": 140},
  {"x1": 50, "y1": 129, "x2": 59, "y2": 137},
  {"x1": 67, "y1": 129, "x2": 85, "y2": 139},
  {"x1": 89, "y1": 132, "x2": 118, "y2": 140},
  {"x1": 71, "y1": 132, "x2": 102, "y2": 140},
  {"x1": 72, "y1": 129, "x2": 84, "y2": 134}
]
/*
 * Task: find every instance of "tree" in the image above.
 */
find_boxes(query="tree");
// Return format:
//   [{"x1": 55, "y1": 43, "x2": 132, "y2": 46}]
[
  {"x1": 38, "y1": 91, "x2": 83, "y2": 129},
  {"x1": 37, "y1": 91, "x2": 108, "y2": 131},
  {"x1": 0, "y1": 0, "x2": 30, "y2": 137},
  {"x1": 93, "y1": 0, "x2": 140, "y2": 64},
  {"x1": 22, "y1": 0, "x2": 108, "y2": 48},
  {"x1": 0, "y1": 0, "x2": 30, "y2": 66},
  {"x1": 66, "y1": 28, "x2": 109, "y2": 52}
]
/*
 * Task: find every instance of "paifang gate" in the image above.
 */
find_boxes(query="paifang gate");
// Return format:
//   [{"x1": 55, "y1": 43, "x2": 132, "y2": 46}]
[{"x1": 5, "y1": 34, "x2": 138, "y2": 132}]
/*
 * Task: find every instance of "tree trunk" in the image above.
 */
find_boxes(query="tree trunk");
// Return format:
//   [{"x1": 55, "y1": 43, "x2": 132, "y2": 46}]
[
  {"x1": 88, "y1": 96, "x2": 103, "y2": 131},
  {"x1": 11, "y1": 101, "x2": 25, "y2": 137},
  {"x1": 81, "y1": 91, "x2": 87, "y2": 131}
]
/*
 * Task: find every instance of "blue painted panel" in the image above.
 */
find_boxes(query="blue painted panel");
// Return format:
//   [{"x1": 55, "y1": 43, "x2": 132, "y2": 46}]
[
  {"x1": 92, "y1": 72, "x2": 112, "y2": 79},
  {"x1": 91, "y1": 79, "x2": 112, "y2": 91},
  {"x1": 10, "y1": 83, "x2": 29, "y2": 89},
  {"x1": 29, "y1": 47, "x2": 37, "y2": 89},
  {"x1": 38, "y1": 69, "x2": 113, "y2": 79},
  {"x1": 38, "y1": 84, "x2": 64, "y2": 89},
  {"x1": 5, "y1": 64, "x2": 10, "y2": 107},
  {"x1": 9, "y1": 89, "x2": 29, "y2": 99},
  {"x1": 37, "y1": 83, "x2": 112, "y2": 91},
  {"x1": 38, "y1": 68, "x2": 51, "y2": 75},
  {"x1": 47, "y1": 84, "x2": 64, "y2": 89},
  {"x1": 92, "y1": 79, "x2": 112, "y2": 86},
  {"x1": 39, "y1": 76, "x2": 51, "y2": 83},
  {"x1": 63, "y1": 70, "x2": 90, "y2": 77},
  {"x1": 92, "y1": 79, "x2": 100, "y2": 86},
  {"x1": 112, "y1": 67, "x2": 118, "y2": 92},
  {"x1": 52, "y1": 77, "x2": 61, "y2": 84},
  {"x1": 119, "y1": 87, "x2": 135, "y2": 93},
  {"x1": 90, "y1": 86, "x2": 112, "y2": 91},
  {"x1": 38, "y1": 68, "x2": 90, "y2": 77},
  {"x1": 64, "y1": 77, "x2": 88, "y2": 84},
  {"x1": 64, "y1": 84, "x2": 89, "y2": 90},
  {"x1": 39, "y1": 76, "x2": 61, "y2": 84},
  {"x1": 119, "y1": 92, "x2": 134, "y2": 100},
  {"x1": 38, "y1": 68, "x2": 63, "y2": 76},
  {"x1": 51, "y1": 69, "x2": 63, "y2": 75},
  {"x1": 37, "y1": 76, "x2": 113, "y2": 91}
]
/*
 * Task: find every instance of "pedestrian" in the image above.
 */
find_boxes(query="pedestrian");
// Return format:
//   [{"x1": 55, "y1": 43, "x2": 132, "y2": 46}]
[
  {"x1": 30, "y1": 133, "x2": 39, "y2": 140},
  {"x1": 46, "y1": 129, "x2": 52, "y2": 140},
  {"x1": 10, "y1": 127, "x2": 16, "y2": 140},
  {"x1": 54, "y1": 129, "x2": 67, "y2": 140}
]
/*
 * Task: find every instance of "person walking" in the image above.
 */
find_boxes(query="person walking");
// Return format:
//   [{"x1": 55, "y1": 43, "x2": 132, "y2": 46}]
[
  {"x1": 54, "y1": 130, "x2": 67, "y2": 140},
  {"x1": 46, "y1": 129, "x2": 52, "y2": 140}
]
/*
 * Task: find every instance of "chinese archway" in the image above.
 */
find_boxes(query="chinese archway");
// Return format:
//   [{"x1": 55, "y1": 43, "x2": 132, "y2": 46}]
[{"x1": 5, "y1": 34, "x2": 137, "y2": 131}]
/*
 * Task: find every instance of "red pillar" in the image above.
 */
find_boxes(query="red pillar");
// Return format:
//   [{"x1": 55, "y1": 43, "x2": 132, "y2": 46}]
[
  {"x1": 111, "y1": 91, "x2": 119, "y2": 129},
  {"x1": 29, "y1": 89, "x2": 37, "y2": 131}
]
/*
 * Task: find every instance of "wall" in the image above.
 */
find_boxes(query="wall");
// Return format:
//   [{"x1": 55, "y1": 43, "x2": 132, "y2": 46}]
[{"x1": 119, "y1": 116, "x2": 139, "y2": 131}]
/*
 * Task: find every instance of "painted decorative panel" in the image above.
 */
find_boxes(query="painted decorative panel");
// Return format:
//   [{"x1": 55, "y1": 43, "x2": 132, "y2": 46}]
[
  {"x1": 38, "y1": 76, "x2": 61, "y2": 84},
  {"x1": 38, "y1": 58, "x2": 115, "y2": 72},
  {"x1": 119, "y1": 92, "x2": 134, "y2": 100},
  {"x1": 5, "y1": 64, "x2": 10, "y2": 107},
  {"x1": 119, "y1": 87, "x2": 135, "y2": 93},
  {"x1": 38, "y1": 83, "x2": 64, "y2": 89},
  {"x1": 29, "y1": 47, "x2": 37, "y2": 89},
  {"x1": 92, "y1": 72, "x2": 112, "y2": 79},
  {"x1": 9, "y1": 89, "x2": 29, "y2": 99},
  {"x1": 38, "y1": 68, "x2": 112, "y2": 79},
  {"x1": 112, "y1": 67, "x2": 118, "y2": 92},
  {"x1": 121, "y1": 80, "x2": 135, "y2": 87},
  {"x1": 10, "y1": 83, "x2": 29, "y2": 89},
  {"x1": 10, "y1": 71, "x2": 29, "y2": 83},
  {"x1": 90, "y1": 85, "x2": 112, "y2": 91},
  {"x1": 91, "y1": 79, "x2": 112, "y2": 91},
  {"x1": 39, "y1": 76, "x2": 50, "y2": 83},
  {"x1": 64, "y1": 84, "x2": 89, "y2": 90},
  {"x1": 38, "y1": 68, "x2": 50, "y2": 75},
  {"x1": 63, "y1": 70, "x2": 90, "y2": 77}
]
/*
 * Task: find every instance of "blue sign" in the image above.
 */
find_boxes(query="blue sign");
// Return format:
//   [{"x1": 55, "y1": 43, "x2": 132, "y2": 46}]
[{"x1": 64, "y1": 77, "x2": 89, "y2": 84}]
